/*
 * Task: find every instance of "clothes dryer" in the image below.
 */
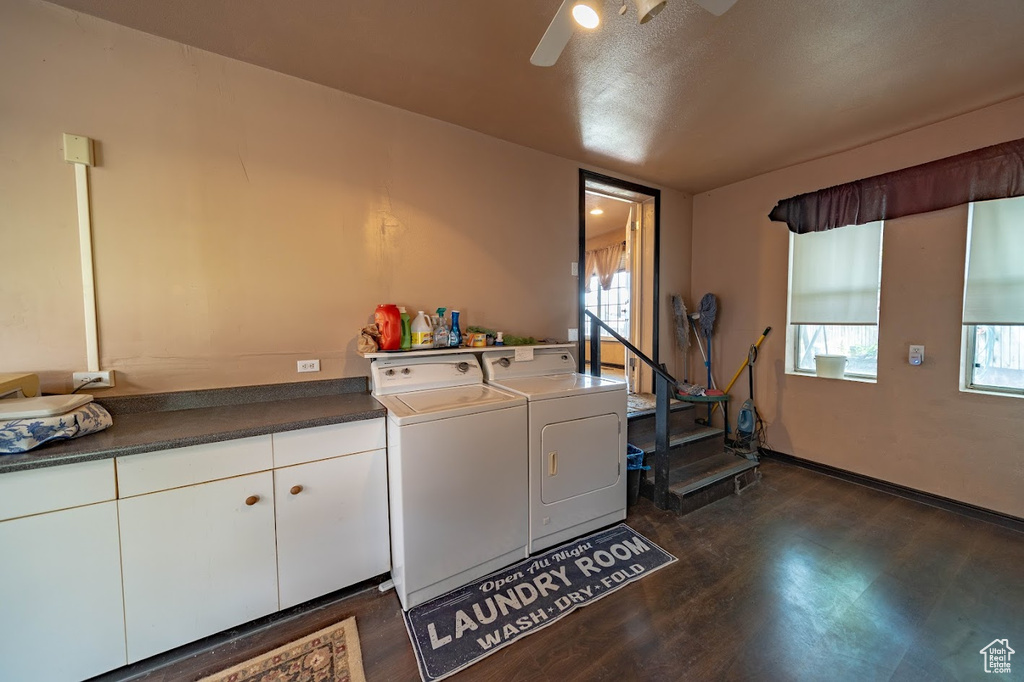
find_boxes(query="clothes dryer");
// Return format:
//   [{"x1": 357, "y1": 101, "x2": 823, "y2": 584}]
[{"x1": 481, "y1": 347, "x2": 626, "y2": 553}]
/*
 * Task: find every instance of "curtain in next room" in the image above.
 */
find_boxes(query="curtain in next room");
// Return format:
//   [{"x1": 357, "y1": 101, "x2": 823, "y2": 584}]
[{"x1": 592, "y1": 242, "x2": 626, "y2": 291}]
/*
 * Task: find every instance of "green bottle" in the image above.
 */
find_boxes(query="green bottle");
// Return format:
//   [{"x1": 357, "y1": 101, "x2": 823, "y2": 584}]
[{"x1": 398, "y1": 306, "x2": 412, "y2": 351}]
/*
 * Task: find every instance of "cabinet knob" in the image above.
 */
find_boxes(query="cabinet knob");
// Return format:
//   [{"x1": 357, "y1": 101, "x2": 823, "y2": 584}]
[
  {"x1": 245, "y1": 495, "x2": 260, "y2": 506},
  {"x1": 290, "y1": 485, "x2": 303, "y2": 495}
]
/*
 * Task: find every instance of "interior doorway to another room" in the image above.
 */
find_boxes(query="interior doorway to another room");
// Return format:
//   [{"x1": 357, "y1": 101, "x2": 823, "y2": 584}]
[{"x1": 578, "y1": 170, "x2": 660, "y2": 398}]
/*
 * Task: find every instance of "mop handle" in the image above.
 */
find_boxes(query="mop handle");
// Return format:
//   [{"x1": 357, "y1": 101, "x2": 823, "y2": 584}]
[{"x1": 712, "y1": 327, "x2": 771, "y2": 415}]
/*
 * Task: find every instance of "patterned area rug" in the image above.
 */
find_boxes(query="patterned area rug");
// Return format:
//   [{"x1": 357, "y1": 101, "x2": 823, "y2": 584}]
[
  {"x1": 198, "y1": 617, "x2": 366, "y2": 682},
  {"x1": 627, "y1": 392, "x2": 657, "y2": 414}
]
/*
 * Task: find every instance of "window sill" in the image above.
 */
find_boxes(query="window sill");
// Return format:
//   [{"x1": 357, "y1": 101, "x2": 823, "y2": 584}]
[
  {"x1": 787, "y1": 369, "x2": 877, "y2": 384},
  {"x1": 959, "y1": 386, "x2": 1024, "y2": 400}
]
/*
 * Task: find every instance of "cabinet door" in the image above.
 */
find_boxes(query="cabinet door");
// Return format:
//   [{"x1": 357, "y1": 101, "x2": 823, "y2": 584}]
[
  {"x1": 275, "y1": 449, "x2": 389, "y2": 608},
  {"x1": 119, "y1": 472, "x2": 278, "y2": 663},
  {"x1": 0, "y1": 502, "x2": 126, "y2": 682}
]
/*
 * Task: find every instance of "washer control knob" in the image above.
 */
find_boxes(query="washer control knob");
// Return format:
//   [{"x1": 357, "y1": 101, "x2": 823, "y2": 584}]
[
  {"x1": 457, "y1": 362, "x2": 470, "y2": 373},
  {"x1": 498, "y1": 358, "x2": 511, "y2": 368},
  {"x1": 401, "y1": 368, "x2": 411, "y2": 375},
  {"x1": 385, "y1": 369, "x2": 396, "y2": 376}
]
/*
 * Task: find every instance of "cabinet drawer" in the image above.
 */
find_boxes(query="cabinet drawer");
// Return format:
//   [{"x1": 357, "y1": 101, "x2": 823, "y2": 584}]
[
  {"x1": 116, "y1": 435, "x2": 273, "y2": 497},
  {"x1": 272, "y1": 419, "x2": 385, "y2": 467},
  {"x1": 0, "y1": 459, "x2": 115, "y2": 521}
]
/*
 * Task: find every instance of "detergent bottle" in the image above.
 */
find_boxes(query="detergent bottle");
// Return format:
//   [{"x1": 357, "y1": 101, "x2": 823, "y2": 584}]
[
  {"x1": 374, "y1": 304, "x2": 401, "y2": 351},
  {"x1": 411, "y1": 311, "x2": 433, "y2": 348},
  {"x1": 448, "y1": 310, "x2": 462, "y2": 347},
  {"x1": 398, "y1": 307, "x2": 412, "y2": 351}
]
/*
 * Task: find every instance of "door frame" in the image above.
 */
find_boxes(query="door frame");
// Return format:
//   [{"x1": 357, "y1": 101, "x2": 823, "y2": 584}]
[{"x1": 577, "y1": 169, "x2": 661, "y2": 376}]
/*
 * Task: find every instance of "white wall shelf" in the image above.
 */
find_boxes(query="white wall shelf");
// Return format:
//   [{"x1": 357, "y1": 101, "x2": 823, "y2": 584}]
[{"x1": 361, "y1": 343, "x2": 575, "y2": 360}]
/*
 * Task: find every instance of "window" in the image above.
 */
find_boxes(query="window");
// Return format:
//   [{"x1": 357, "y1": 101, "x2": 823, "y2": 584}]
[
  {"x1": 787, "y1": 221, "x2": 884, "y2": 379},
  {"x1": 585, "y1": 272, "x2": 630, "y2": 338},
  {"x1": 794, "y1": 325, "x2": 879, "y2": 377},
  {"x1": 965, "y1": 326, "x2": 1024, "y2": 393},
  {"x1": 962, "y1": 197, "x2": 1024, "y2": 395}
]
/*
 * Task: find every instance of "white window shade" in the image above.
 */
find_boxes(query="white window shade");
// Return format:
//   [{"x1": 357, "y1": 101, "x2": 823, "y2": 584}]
[
  {"x1": 963, "y1": 197, "x2": 1024, "y2": 325},
  {"x1": 789, "y1": 221, "x2": 883, "y2": 325}
]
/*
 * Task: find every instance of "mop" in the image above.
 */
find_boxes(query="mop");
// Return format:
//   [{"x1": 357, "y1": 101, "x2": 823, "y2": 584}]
[
  {"x1": 694, "y1": 293, "x2": 718, "y2": 423},
  {"x1": 690, "y1": 294, "x2": 718, "y2": 390},
  {"x1": 670, "y1": 295, "x2": 690, "y2": 382},
  {"x1": 673, "y1": 296, "x2": 709, "y2": 397}
]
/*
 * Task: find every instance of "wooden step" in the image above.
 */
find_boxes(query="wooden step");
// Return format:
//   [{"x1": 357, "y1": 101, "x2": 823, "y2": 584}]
[
  {"x1": 626, "y1": 401, "x2": 697, "y2": 446},
  {"x1": 626, "y1": 397, "x2": 692, "y2": 420},
  {"x1": 667, "y1": 451, "x2": 758, "y2": 496},
  {"x1": 639, "y1": 451, "x2": 760, "y2": 516},
  {"x1": 630, "y1": 425, "x2": 724, "y2": 463}
]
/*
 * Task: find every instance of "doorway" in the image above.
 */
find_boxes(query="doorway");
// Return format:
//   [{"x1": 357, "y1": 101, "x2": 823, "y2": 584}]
[{"x1": 578, "y1": 170, "x2": 660, "y2": 397}]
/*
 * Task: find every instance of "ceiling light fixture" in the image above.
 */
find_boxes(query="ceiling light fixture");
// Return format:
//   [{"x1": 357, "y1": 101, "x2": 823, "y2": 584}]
[
  {"x1": 633, "y1": 0, "x2": 667, "y2": 24},
  {"x1": 590, "y1": 208, "x2": 604, "y2": 215},
  {"x1": 571, "y1": 2, "x2": 601, "y2": 29}
]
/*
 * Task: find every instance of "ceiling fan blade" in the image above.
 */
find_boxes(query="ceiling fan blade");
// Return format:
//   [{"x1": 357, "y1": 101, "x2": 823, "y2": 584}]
[
  {"x1": 693, "y1": 0, "x2": 739, "y2": 16},
  {"x1": 530, "y1": 0, "x2": 575, "y2": 67}
]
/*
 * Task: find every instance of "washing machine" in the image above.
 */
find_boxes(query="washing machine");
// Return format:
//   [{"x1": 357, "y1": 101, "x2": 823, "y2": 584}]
[
  {"x1": 481, "y1": 346, "x2": 627, "y2": 553},
  {"x1": 371, "y1": 353, "x2": 528, "y2": 609}
]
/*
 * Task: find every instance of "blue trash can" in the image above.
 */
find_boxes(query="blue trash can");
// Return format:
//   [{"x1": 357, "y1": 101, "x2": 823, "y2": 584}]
[{"x1": 626, "y1": 444, "x2": 648, "y2": 506}]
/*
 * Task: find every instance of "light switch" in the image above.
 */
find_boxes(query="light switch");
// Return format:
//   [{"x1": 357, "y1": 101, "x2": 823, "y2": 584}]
[
  {"x1": 568, "y1": 328, "x2": 578, "y2": 342},
  {"x1": 571, "y1": 262, "x2": 578, "y2": 276},
  {"x1": 909, "y1": 345, "x2": 924, "y2": 366},
  {"x1": 63, "y1": 133, "x2": 94, "y2": 166}
]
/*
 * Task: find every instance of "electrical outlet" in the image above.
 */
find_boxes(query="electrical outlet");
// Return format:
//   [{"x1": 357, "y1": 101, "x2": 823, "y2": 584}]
[
  {"x1": 568, "y1": 328, "x2": 579, "y2": 341},
  {"x1": 571, "y1": 262, "x2": 578, "y2": 276},
  {"x1": 73, "y1": 370, "x2": 115, "y2": 389},
  {"x1": 909, "y1": 345, "x2": 924, "y2": 366},
  {"x1": 297, "y1": 359, "x2": 320, "y2": 373}
]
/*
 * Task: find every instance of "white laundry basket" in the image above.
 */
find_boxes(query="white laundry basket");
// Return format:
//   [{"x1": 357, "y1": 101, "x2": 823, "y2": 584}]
[{"x1": 815, "y1": 354, "x2": 847, "y2": 378}]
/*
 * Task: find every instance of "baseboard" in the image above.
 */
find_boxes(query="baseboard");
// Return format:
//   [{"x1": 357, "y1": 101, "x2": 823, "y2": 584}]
[{"x1": 760, "y1": 448, "x2": 1024, "y2": 535}]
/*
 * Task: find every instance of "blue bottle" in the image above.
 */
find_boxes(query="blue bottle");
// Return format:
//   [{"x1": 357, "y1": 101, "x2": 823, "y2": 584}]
[{"x1": 448, "y1": 310, "x2": 462, "y2": 347}]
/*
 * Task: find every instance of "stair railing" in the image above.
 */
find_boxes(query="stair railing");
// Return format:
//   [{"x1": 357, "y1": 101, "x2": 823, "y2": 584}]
[{"x1": 585, "y1": 310, "x2": 676, "y2": 509}]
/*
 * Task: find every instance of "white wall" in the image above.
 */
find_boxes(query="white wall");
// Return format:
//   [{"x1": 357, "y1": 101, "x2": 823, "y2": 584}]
[
  {"x1": 0, "y1": 0, "x2": 692, "y2": 395},
  {"x1": 692, "y1": 95, "x2": 1024, "y2": 517}
]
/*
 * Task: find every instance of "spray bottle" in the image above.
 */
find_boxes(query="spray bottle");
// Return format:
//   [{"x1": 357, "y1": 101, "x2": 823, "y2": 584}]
[{"x1": 434, "y1": 308, "x2": 449, "y2": 348}]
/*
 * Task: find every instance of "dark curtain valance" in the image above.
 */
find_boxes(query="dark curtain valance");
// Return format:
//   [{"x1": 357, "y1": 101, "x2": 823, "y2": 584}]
[{"x1": 769, "y1": 137, "x2": 1024, "y2": 233}]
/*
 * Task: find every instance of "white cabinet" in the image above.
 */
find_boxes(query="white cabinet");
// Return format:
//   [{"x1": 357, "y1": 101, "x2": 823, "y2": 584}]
[
  {"x1": 118, "y1": 471, "x2": 278, "y2": 663},
  {"x1": 0, "y1": 461, "x2": 125, "y2": 682},
  {"x1": 0, "y1": 416, "x2": 389, "y2": 676},
  {"x1": 275, "y1": 448, "x2": 390, "y2": 608}
]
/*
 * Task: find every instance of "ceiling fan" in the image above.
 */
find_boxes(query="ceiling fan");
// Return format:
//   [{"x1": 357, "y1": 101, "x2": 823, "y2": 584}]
[{"x1": 530, "y1": 0, "x2": 738, "y2": 67}]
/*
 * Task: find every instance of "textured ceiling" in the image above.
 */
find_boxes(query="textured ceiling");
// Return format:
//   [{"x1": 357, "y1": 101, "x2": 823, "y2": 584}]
[{"x1": 44, "y1": 0, "x2": 1024, "y2": 193}]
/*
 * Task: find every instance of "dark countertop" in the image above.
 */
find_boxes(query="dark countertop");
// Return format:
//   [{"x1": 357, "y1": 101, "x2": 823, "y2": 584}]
[{"x1": 0, "y1": 378, "x2": 385, "y2": 474}]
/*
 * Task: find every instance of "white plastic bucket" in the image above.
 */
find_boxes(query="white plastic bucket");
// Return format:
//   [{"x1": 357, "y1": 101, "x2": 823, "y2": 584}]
[{"x1": 815, "y1": 354, "x2": 847, "y2": 378}]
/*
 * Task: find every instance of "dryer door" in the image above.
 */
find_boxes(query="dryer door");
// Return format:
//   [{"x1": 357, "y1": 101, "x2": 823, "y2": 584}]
[{"x1": 540, "y1": 414, "x2": 620, "y2": 504}]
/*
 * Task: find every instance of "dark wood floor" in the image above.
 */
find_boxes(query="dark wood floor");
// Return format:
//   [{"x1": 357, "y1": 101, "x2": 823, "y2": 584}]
[{"x1": 96, "y1": 460, "x2": 1024, "y2": 682}]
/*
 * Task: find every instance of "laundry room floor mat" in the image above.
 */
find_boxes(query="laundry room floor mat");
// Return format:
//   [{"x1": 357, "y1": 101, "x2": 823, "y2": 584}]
[{"x1": 402, "y1": 524, "x2": 677, "y2": 682}]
